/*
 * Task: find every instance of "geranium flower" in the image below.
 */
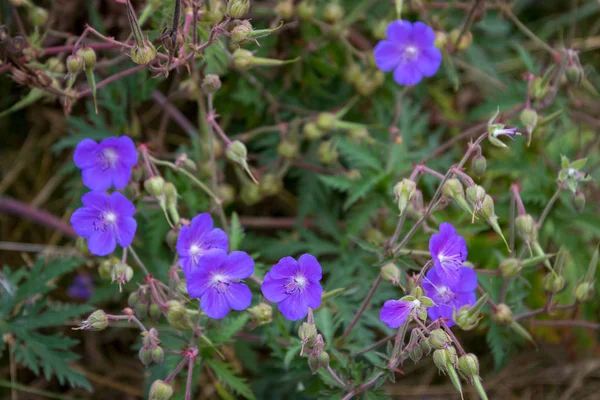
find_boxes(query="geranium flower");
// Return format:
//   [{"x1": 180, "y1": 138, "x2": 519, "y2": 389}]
[
  {"x1": 176, "y1": 213, "x2": 228, "y2": 276},
  {"x1": 429, "y1": 222, "x2": 468, "y2": 284},
  {"x1": 261, "y1": 254, "x2": 323, "y2": 321},
  {"x1": 380, "y1": 298, "x2": 422, "y2": 329},
  {"x1": 70, "y1": 191, "x2": 137, "y2": 256},
  {"x1": 187, "y1": 249, "x2": 254, "y2": 319},
  {"x1": 74, "y1": 136, "x2": 138, "y2": 191},
  {"x1": 374, "y1": 20, "x2": 442, "y2": 86},
  {"x1": 422, "y1": 266, "x2": 477, "y2": 327}
]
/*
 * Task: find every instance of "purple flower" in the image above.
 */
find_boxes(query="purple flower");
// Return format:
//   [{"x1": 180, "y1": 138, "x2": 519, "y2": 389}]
[
  {"x1": 67, "y1": 273, "x2": 94, "y2": 299},
  {"x1": 422, "y1": 266, "x2": 477, "y2": 327},
  {"x1": 261, "y1": 254, "x2": 323, "y2": 321},
  {"x1": 429, "y1": 222, "x2": 468, "y2": 284},
  {"x1": 70, "y1": 191, "x2": 137, "y2": 256},
  {"x1": 176, "y1": 213, "x2": 228, "y2": 276},
  {"x1": 374, "y1": 20, "x2": 442, "y2": 86},
  {"x1": 380, "y1": 299, "x2": 420, "y2": 329},
  {"x1": 74, "y1": 136, "x2": 138, "y2": 191},
  {"x1": 187, "y1": 249, "x2": 254, "y2": 319}
]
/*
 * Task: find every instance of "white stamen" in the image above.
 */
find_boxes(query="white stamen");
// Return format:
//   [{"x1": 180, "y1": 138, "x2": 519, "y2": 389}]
[
  {"x1": 103, "y1": 148, "x2": 118, "y2": 163},
  {"x1": 295, "y1": 275, "x2": 307, "y2": 288},
  {"x1": 104, "y1": 212, "x2": 117, "y2": 223},
  {"x1": 411, "y1": 299, "x2": 421, "y2": 308},
  {"x1": 190, "y1": 245, "x2": 201, "y2": 255},
  {"x1": 403, "y1": 45, "x2": 418, "y2": 60}
]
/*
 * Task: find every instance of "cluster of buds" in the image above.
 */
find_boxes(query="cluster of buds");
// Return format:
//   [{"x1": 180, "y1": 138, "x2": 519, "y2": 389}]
[
  {"x1": 129, "y1": 287, "x2": 162, "y2": 322},
  {"x1": 139, "y1": 328, "x2": 164, "y2": 367},
  {"x1": 307, "y1": 334, "x2": 330, "y2": 373},
  {"x1": 542, "y1": 248, "x2": 567, "y2": 294},
  {"x1": 343, "y1": 63, "x2": 385, "y2": 96},
  {"x1": 144, "y1": 176, "x2": 180, "y2": 225},
  {"x1": 430, "y1": 332, "x2": 463, "y2": 397}
]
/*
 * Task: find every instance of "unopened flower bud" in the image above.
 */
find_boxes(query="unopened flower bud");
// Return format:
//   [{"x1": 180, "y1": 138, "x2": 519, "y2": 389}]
[
  {"x1": 232, "y1": 48, "x2": 254, "y2": 69},
  {"x1": 139, "y1": 346, "x2": 153, "y2": 366},
  {"x1": 500, "y1": 258, "x2": 522, "y2": 278},
  {"x1": 304, "y1": 122, "x2": 323, "y2": 140},
  {"x1": 111, "y1": 263, "x2": 133, "y2": 285},
  {"x1": 166, "y1": 300, "x2": 190, "y2": 330},
  {"x1": 297, "y1": 1, "x2": 316, "y2": 19},
  {"x1": 515, "y1": 214, "x2": 538, "y2": 244},
  {"x1": 135, "y1": 302, "x2": 148, "y2": 319},
  {"x1": 164, "y1": 182, "x2": 178, "y2": 206},
  {"x1": 66, "y1": 55, "x2": 84, "y2": 75},
  {"x1": 433, "y1": 348, "x2": 454, "y2": 372},
  {"x1": 161, "y1": 28, "x2": 184, "y2": 53},
  {"x1": 151, "y1": 346, "x2": 164, "y2": 364},
  {"x1": 128, "y1": 292, "x2": 140, "y2": 308},
  {"x1": 428, "y1": 329, "x2": 452, "y2": 350},
  {"x1": 275, "y1": 0, "x2": 294, "y2": 19},
  {"x1": 308, "y1": 353, "x2": 319, "y2": 373},
  {"x1": 323, "y1": 3, "x2": 344, "y2": 23},
  {"x1": 466, "y1": 185, "x2": 485, "y2": 208},
  {"x1": 277, "y1": 139, "x2": 299, "y2": 159},
  {"x1": 149, "y1": 303, "x2": 161, "y2": 322},
  {"x1": 98, "y1": 258, "x2": 115, "y2": 280},
  {"x1": 298, "y1": 322, "x2": 317, "y2": 343},
  {"x1": 227, "y1": 0, "x2": 251, "y2": 19},
  {"x1": 519, "y1": 108, "x2": 538, "y2": 146},
  {"x1": 449, "y1": 29, "x2": 472, "y2": 51},
  {"x1": 574, "y1": 282, "x2": 594, "y2": 303},
  {"x1": 394, "y1": 179, "x2": 417, "y2": 215},
  {"x1": 201, "y1": 74, "x2": 222, "y2": 94},
  {"x1": 144, "y1": 176, "x2": 166, "y2": 197},
  {"x1": 318, "y1": 140, "x2": 338, "y2": 165},
  {"x1": 231, "y1": 21, "x2": 253, "y2": 44},
  {"x1": 492, "y1": 303, "x2": 513, "y2": 325},
  {"x1": 565, "y1": 64, "x2": 584, "y2": 86},
  {"x1": 166, "y1": 228, "x2": 179, "y2": 250},
  {"x1": 257, "y1": 173, "x2": 281, "y2": 196},
  {"x1": 543, "y1": 273, "x2": 565, "y2": 294},
  {"x1": 247, "y1": 303, "x2": 272, "y2": 325},
  {"x1": 316, "y1": 112, "x2": 336, "y2": 131},
  {"x1": 149, "y1": 380, "x2": 174, "y2": 400},
  {"x1": 217, "y1": 183, "x2": 236, "y2": 205},
  {"x1": 381, "y1": 263, "x2": 401, "y2": 286},
  {"x1": 435, "y1": 31, "x2": 448, "y2": 48},
  {"x1": 226, "y1": 140, "x2": 248, "y2": 164},
  {"x1": 471, "y1": 155, "x2": 486, "y2": 177},
  {"x1": 573, "y1": 191, "x2": 585, "y2": 212},
  {"x1": 78, "y1": 310, "x2": 108, "y2": 331},
  {"x1": 76, "y1": 48, "x2": 97, "y2": 70},
  {"x1": 409, "y1": 344, "x2": 423, "y2": 363},
  {"x1": 29, "y1": 7, "x2": 49, "y2": 27},
  {"x1": 75, "y1": 237, "x2": 89, "y2": 256},
  {"x1": 131, "y1": 42, "x2": 158, "y2": 65},
  {"x1": 240, "y1": 184, "x2": 262, "y2": 205},
  {"x1": 457, "y1": 354, "x2": 479, "y2": 379},
  {"x1": 420, "y1": 338, "x2": 432, "y2": 354},
  {"x1": 318, "y1": 351, "x2": 330, "y2": 369},
  {"x1": 529, "y1": 76, "x2": 550, "y2": 101}
]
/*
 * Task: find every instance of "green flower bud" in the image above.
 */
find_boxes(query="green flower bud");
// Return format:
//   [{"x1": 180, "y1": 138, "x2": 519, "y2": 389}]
[
  {"x1": 453, "y1": 304, "x2": 482, "y2": 331},
  {"x1": 318, "y1": 140, "x2": 338, "y2": 165},
  {"x1": 151, "y1": 346, "x2": 165, "y2": 364},
  {"x1": 394, "y1": 179, "x2": 417, "y2": 215},
  {"x1": 277, "y1": 139, "x2": 299, "y2": 159},
  {"x1": 297, "y1": 2, "x2": 316, "y2": 20},
  {"x1": 144, "y1": 176, "x2": 166, "y2": 197},
  {"x1": 149, "y1": 303, "x2": 161, "y2": 322},
  {"x1": 529, "y1": 77, "x2": 549, "y2": 101},
  {"x1": 227, "y1": 0, "x2": 251, "y2": 19},
  {"x1": 135, "y1": 302, "x2": 148, "y2": 319},
  {"x1": 46, "y1": 57, "x2": 64, "y2": 74},
  {"x1": 492, "y1": 303, "x2": 513, "y2": 325},
  {"x1": 316, "y1": 112, "x2": 336, "y2": 131},
  {"x1": 308, "y1": 353, "x2": 319, "y2": 373},
  {"x1": 500, "y1": 258, "x2": 523, "y2": 278},
  {"x1": 139, "y1": 346, "x2": 153, "y2": 367},
  {"x1": 565, "y1": 64, "x2": 584, "y2": 87},
  {"x1": 166, "y1": 228, "x2": 179, "y2": 250},
  {"x1": 471, "y1": 154, "x2": 486, "y2": 177},
  {"x1": 433, "y1": 349, "x2": 450, "y2": 372},
  {"x1": 76, "y1": 48, "x2": 97, "y2": 70},
  {"x1": 226, "y1": 140, "x2": 248, "y2": 164},
  {"x1": 373, "y1": 20, "x2": 388, "y2": 40},
  {"x1": 201, "y1": 74, "x2": 222, "y2": 93},
  {"x1": 217, "y1": 183, "x2": 236, "y2": 205},
  {"x1": 128, "y1": 292, "x2": 140, "y2": 308},
  {"x1": 303, "y1": 122, "x2": 323, "y2": 140},
  {"x1": 435, "y1": 31, "x2": 448, "y2": 48},
  {"x1": 231, "y1": 21, "x2": 253, "y2": 44},
  {"x1": 542, "y1": 273, "x2": 565, "y2": 294},
  {"x1": 381, "y1": 263, "x2": 401, "y2": 286},
  {"x1": 348, "y1": 128, "x2": 371, "y2": 143},
  {"x1": 574, "y1": 282, "x2": 594, "y2": 303},
  {"x1": 457, "y1": 354, "x2": 479, "y2": 379},
  {"x1": 232, "y1": 48, "x2": 254, "y2": 69},
  {"x1": 164, "y1": 182, "x2": 178, "y2": 206},
  {"x1": 161, "y1": 28, "x2": 184, "y2": 54},
  {"x1": 75, "y1": 237, "x2": 89, "y2": 255},
  {"x1": 79, "y1": 310, "x2": 109, "y2": 331},
  {"x1": 318, "y1": 351, "x2": 330, "y2": 369},
  {"x1": 240, "y1": 184, "x2": 262, "y2": 206},
  {"x1": 449, "y1": 29, "x2": 472, "y2": 51},
  {"x1": 247, "y1": 303, "x2": 272, "y2": 325},
  {"x1": 519, "y1": 108, "x2": 538, "y2": 146},
  {"x1": 131, "y1": 42, "x2": 157, "y2": 65},
  {"x1": 29, "y1": 7, "x2": 49, "y2": 27},
  {"x1": 409, "y1": 343, "x2": 423, "y2": 363},
  {"x1": 298, "y1": 322, "x2": 317, "y2": 343},
  {"x1": 275, "y1": 0, "x2": 294, "y2": 19},
  {"x1": 466, "y1": 185, "x2": 486, "y2": 209},
  {"x1": 111, "y1": 263, "x2": 133, "y2": 285},
  {"x1": 259, "y1": 173, "x2": 283, "y2": 196},
  {"x1": 515, "y1": 214, "x2": 538, "y2": 244},
  {"x1": 428, "y1": 329, "x2": 452, "y2": 350},
  {"x1": 420, "y1": 338, "x2": 432, "y2": 355},
  {"x1": 573, "y1": 191, "x2": 585, "y2": 212},
  {"x1": 166, "y1": 300, "x2": 190, "y2": 331},
  {"x1": 66, "y1": 55, "x2": 84, "y2": 75},
  {"x1": 149, "y1": 380, "x2": 174, "y2": 400},
  {"x1": 323, "y1": 3, "x2": 344, "y2": 23},
  {"x1": 98, "y1": 258, "x2": 115, "y2": 280},
  {"x1": 344, "y1": 63, "x2": 362, "y2": 84}
]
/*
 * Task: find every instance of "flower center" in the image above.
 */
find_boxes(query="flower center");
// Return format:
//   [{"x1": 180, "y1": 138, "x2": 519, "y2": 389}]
[
  {"x1": 438, "y1": 253, "x2": 462, "y2": 271},
  {"x1": 436, "y1": 286, "x2": 455, "y2": 303},
  {"x1": 94, "y1": 211, "x2": 117, "y2": 231},
  {"x1": 211, "y1": 273, "x2": 230, "y2": 294},
  {"x1": 403, "y1": 45, "x2": 419, "y2": 60},
  {"x1": 284, "y1": 274, "x2": 308, "y2": 295},
  {"x1": 411, "y1": 299, "x2": 421, "y2": 308},
  {"x1": 99, "y1": 148, "x2": 119, "y2": 170},
  {"x1": 568, "y1": 168, "x2": 576, "y2": 176}
]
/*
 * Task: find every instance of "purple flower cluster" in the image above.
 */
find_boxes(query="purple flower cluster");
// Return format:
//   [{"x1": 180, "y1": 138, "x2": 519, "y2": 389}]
[
  {"x1": 380, "y1": 222, "x2": 477, "y2": 328},
  {"x1": 374, "y1": 20, "x2": 442, "y2": 86},
  {"x1": 71, "y1": 137, "x2": 139, "y2": 256}
]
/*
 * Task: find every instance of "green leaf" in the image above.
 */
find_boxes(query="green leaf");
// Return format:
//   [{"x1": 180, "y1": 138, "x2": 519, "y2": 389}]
[
  {"x1": 337, "y1": 139, "x2": 383, "y2": 171},
  {"x1": 343, "y1": 172, "x2": 387, "y2": 210},
  {"x1": 213, "y1": 313, "x2": 249, "y2": 345},
  {"x1": 318, "y1": 174, "x2": 354, "y2": 192},
  {"x1": 0, "y1": 89, "x2": 47, "y2": 119},
  {"x1": 205, "y1": 359, "x2": 256, "y2": 400},
  {"x1": 512, "y1": 42, "x2": 536, "y2": 73}
]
